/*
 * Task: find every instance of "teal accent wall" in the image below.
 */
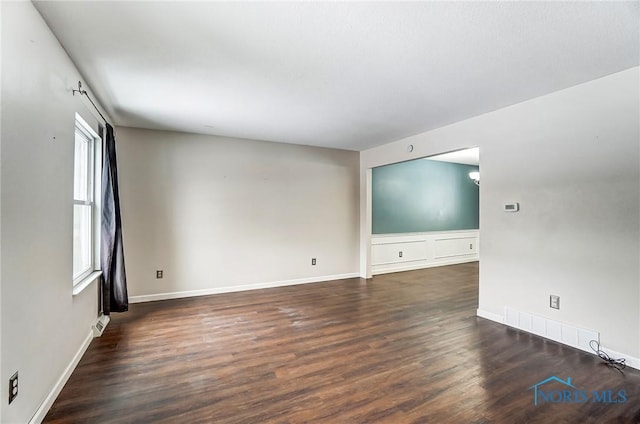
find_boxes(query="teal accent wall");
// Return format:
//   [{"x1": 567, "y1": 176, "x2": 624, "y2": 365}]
[{"x1": 372, "y1": 159, "x2": 479, "y2": 234}]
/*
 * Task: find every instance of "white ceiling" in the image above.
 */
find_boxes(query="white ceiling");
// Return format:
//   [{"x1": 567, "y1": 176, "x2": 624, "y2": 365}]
[
  {"x1": 427, "y1": 147, "x2": 479, "y2": 166},
  {"x1": 34, "y1": 1, "x2": 639, "y2": 151}
]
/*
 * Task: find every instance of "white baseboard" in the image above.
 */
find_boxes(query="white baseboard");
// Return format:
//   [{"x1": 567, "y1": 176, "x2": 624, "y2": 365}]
[
  {"x1": 129, "y1": 272, "x2": 361, "y2": 303},
  {"x1": 596, "y1": 346, "x2": 640, "y2": 371},
  {"x1": 476, "y1": 308, "x2": 640, "y2": 371},
  {"x1": 29, "y1": 330, "x2": 93, "y2": 424},
  {"x1": 476, "y1": 308, "x2": 503, "y2": 324}
]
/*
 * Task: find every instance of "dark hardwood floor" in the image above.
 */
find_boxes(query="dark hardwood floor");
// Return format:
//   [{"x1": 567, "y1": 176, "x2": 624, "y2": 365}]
[{"x1": 45, "y1": 263, "x2": 640, "y2": 423}]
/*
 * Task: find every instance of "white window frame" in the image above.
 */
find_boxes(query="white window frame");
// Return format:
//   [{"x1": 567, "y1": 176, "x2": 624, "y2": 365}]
[{"x1": 73, "y1": 113, "x2": 102, "y2": 293}]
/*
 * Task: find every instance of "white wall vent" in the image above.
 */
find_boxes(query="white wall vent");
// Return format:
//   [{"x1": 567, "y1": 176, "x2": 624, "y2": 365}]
[
  {"x1": 92, "y1": 315, "x2": 110, "y2": 337},
  {"x1": 503, "y1": 307, "x2": 599, "y2": 354}
]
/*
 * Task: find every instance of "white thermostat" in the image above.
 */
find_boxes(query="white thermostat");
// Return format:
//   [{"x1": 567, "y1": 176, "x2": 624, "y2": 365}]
[{"x1": 504, "y1": 202, "x2": 519, "y2": 212}]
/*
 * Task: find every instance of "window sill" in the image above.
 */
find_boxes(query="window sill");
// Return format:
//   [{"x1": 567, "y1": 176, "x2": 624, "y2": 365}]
[{"x1": 73, "y1": 270, "x2": 102, "y2": 296}]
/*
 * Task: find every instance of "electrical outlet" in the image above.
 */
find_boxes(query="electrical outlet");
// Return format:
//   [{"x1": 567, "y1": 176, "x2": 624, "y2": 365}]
[
  {"x1": 550, "y1": 295, "x2": 560, "y2": 310},
  {"x1": 156, "y1": 270, "x2": 163, "y2": 279},
  {"x1": 9, "y1": 372, "x2": 18, "y2": 404},
  {"x1": 399, "y1": 251, "x2": 403, "y2": 258},
  {"x1": 311, "y1": 258, "x2": 316, "y2": 266}
]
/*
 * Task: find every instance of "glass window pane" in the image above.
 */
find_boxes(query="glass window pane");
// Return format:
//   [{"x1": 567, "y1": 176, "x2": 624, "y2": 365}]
[
  {"x1": 73, "y1": 204, "x2": 92, "y2": 278},
  {"x1": 74, "y1": 130, "x2": 90, "y2": 201}
]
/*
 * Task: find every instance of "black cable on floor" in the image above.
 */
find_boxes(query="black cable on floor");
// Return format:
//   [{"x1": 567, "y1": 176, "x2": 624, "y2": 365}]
[{"x1": 590, "y1": 340, "x2": 626, "y2": 373}]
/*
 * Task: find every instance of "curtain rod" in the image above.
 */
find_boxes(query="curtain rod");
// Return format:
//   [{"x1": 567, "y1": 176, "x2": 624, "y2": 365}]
[{"x1": 72, "y1": 81, "x2": 111, "y2": 126}]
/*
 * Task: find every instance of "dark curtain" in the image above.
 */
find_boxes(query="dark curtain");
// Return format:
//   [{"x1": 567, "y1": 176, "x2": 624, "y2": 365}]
[{"x1": 101, "y1": 123, "x2": 128, "y2": 314}]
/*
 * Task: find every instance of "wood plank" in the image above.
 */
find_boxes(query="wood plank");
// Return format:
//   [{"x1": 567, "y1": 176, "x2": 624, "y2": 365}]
[{"x1": 44, "y1": 263, "x2": 640, "y2": 423}]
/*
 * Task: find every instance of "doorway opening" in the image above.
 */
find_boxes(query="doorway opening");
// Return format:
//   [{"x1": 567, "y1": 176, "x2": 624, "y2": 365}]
[{"x1": 369, "y1": 147, "x2": 479, "y2": 276}]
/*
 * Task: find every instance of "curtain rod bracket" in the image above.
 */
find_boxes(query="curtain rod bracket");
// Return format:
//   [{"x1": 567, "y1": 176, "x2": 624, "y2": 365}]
[
  {"x1": 72, "y1": 80, "x2": 110, "y2": 126},
  {"x1": 72, "y1": 80, "x2": 87, "y2": 97}
]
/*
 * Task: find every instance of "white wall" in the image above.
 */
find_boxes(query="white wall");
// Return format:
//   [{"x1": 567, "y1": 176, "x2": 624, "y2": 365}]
[
  {"x1": 116, "y1": 127, "x2": 360, "y2": 300},
  {"x1": 361, "y1": 67, "x2": 640, "y2": 360},
  {"x1": 1, "y1": 3, "x2": 107, "y2": 423}
]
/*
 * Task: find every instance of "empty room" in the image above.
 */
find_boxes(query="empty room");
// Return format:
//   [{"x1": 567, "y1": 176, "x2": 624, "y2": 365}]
[{"x1": 1, "y1": 1, "x2": 639, "y2": 423}]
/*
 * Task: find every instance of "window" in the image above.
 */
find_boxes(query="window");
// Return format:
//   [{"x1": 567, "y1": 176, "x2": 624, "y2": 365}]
[{"x1": 73, "y1": 114, "x2": 101, "y2": 287}]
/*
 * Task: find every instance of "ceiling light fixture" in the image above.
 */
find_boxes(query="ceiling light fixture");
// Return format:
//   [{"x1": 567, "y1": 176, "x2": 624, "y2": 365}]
[{"x1": 469, "y1": 171, "x2": 480, "y2": 186}]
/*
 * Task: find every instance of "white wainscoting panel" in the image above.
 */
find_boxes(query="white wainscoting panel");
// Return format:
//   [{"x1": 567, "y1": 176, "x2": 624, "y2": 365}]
[
  {"x1": 371, "y1": 230, "x2": 479, "y2": 275},
  {"x1": 371, "y1": 240, "x2": 428, "y2": 265},
  {"x1": 434, "y1": 236, "x2": 477, "y2": 259},
  {"x1": 504, "y1": 306, "x2": 599, "y2": 351}
]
